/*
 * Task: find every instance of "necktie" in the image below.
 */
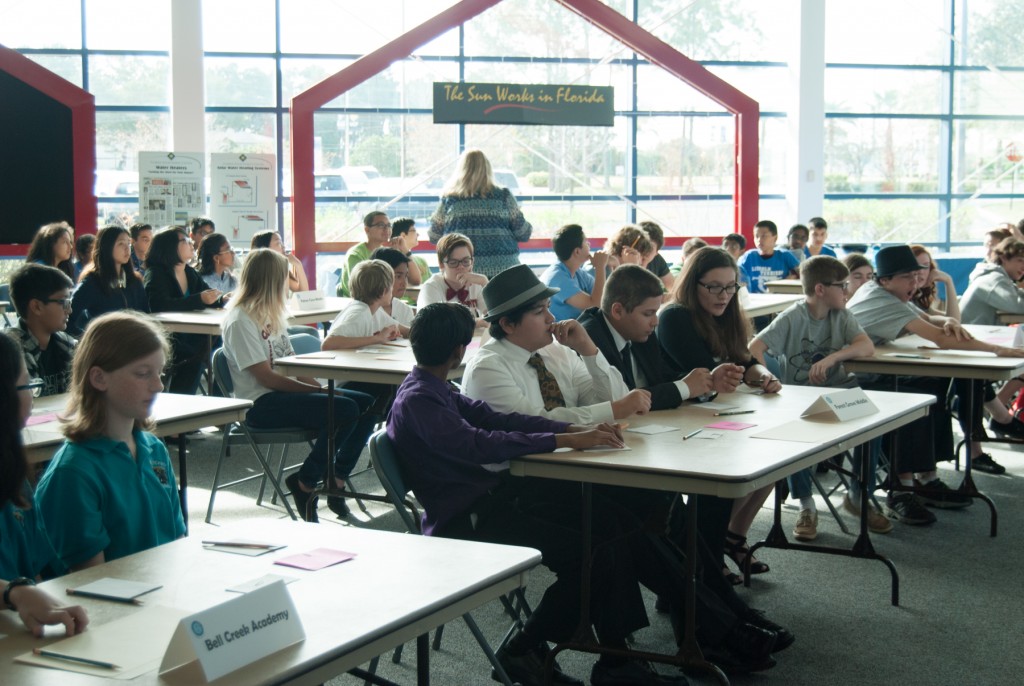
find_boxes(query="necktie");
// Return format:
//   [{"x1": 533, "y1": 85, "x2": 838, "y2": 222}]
[
  {"x1": 620, "y1": 342, "x2": 636, "y2": 389},
  {"x1": 446, "y1": 285, "x2": 470, "y2": 303},
  {"x1": 527, "y1": 354, "x2": 566, "y2": 411}
]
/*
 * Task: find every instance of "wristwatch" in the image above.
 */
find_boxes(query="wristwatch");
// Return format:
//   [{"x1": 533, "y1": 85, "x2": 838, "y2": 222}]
[{"x1": 4, "y1": 577, "x2": 36, "y2": 611}]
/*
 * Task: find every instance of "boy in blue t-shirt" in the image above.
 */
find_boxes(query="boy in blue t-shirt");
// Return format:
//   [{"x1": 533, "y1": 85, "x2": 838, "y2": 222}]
[
  {"x1": 737, "y1": 220, "x2": 800, "y2": 294},
  {"x1": 749, "y1": 256, "x2": 882, "y2": 540},
  {"x1": 540, "y1": 223, "x2": 608, "y2": 321}
]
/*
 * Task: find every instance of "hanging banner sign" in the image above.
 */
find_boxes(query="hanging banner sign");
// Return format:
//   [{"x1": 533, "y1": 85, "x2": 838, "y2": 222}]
[{"x1": 433, "y1": 82, "x2": 614, "y2": 126}]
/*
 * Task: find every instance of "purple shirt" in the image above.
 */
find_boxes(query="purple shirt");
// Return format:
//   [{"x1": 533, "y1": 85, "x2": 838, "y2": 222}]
[{"x1": 387, "y1": 366, "x2": 569, "y2": 535}]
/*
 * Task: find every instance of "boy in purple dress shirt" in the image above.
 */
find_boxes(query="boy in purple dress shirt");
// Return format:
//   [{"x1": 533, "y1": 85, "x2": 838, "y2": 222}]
[{"x1": 388, "y1": 303, "x2": 696, "y2": 686}]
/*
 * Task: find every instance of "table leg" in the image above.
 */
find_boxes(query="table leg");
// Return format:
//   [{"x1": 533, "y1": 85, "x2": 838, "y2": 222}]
[
  {"x1": 177, "y1": 434, "x2": 188, "y2": 535},
  {"x1": 416, "y1": 632, "x2": 430, "y2": 685},
  {"x1": 748, "y1": 443, "x2": 901, "y2": 606},
  {"x1": 956, "y1": 380, "x2": 998, "y2": 537}
]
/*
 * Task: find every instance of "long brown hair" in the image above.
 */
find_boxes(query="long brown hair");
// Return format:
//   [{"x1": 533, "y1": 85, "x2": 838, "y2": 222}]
[
  {"x1": 669, "y1": 246, "x2": 751, "y2": 363},
  {"x1": 909, "y1": 244, "x2": 936, "y2": 310},
  {"x1": 62, "y1": 312, "x2": 170, "y2": 442}
]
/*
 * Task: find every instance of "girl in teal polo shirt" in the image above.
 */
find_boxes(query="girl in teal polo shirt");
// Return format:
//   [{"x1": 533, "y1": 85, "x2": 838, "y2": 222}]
[
  {"x1": 35, "y1": 312, "x2": 185, "y2": 571},
  {"x1": 1, "y1": 332, "x2": 88, "y2": 636}
]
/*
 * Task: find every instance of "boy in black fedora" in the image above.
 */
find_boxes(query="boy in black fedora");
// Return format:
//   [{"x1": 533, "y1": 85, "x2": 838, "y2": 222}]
[
  {"x1": 463, "y1": 264, "x2": 788, "y2": 675},
  {"x1": 848, "y1": 245, "x2": 1023, "y2": 523}
]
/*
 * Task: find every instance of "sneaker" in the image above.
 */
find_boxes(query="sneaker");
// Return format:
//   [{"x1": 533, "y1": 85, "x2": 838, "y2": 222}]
[
  {"x1": 792, "y1": 509, "x2": 818, "y2": 541},
  {"x1": 972, "y1": 453, "x2": 1007, "y2": 476},
  {"x1": 916, "y1": 478, "x2": 972, "y2": 509},
  {"x1": 886, "y1": 492, "x2": 936, "y2": 525},
  {"x1": 285, "y1": 473, "x2": 319, "y2": 523},
  {"x1": 841, "y1": 494, "x2": 893, "y2": 534},
  {"x1": 987, "y1": 417, "x2": 1024, "y2": 438},
  {"x1": 591, "y1": 658, "x2": 689, "y2": 685}
]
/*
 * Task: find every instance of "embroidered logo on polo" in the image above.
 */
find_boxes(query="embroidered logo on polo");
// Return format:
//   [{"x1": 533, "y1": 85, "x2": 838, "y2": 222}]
[{"x1": 152, "y1": 463, "x2": 170, "y2": 485}]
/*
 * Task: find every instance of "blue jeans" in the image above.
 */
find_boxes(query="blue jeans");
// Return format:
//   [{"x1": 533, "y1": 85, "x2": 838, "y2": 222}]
[
  {"x1": 787, "y1": 440, "x2": 880, "y2": 501},
  {"x1": 246, "y1": 390, "x2": 377, "y2": 488}
]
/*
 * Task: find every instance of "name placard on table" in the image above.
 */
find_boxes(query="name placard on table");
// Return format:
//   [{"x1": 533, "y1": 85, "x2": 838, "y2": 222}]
[
  {"x1": 160, "y1": 580, "x2": 304, "y2": 682},
  {"x1": 801, "y1": 387, "x2": 879, "y2": 422}
]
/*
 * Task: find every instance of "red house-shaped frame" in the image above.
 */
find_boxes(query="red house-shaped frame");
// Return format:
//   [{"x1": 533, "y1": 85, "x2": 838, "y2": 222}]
[
  {"x1": 0, "y1": 43, "x2": 96, "y2": 255},
  {"x1": 290, "y1": 0, "x2": 759, "y2": 285}
]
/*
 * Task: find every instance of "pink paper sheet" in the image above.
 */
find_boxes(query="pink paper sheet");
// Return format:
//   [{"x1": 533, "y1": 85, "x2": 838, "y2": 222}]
[
  {"x1": 704, "y1": 421, "x2": 756, "y2": 431},
  {"x1": 26, "y1": 412, "x2": 59, "y2": 426},
  {"x1": 274, "y1": 548, "x2": 356, "y2": 571}
]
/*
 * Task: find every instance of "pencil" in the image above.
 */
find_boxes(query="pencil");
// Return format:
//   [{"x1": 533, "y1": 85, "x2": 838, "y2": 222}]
[
  {"x1": 714, "y1": 410, "x2": 755, "y2": 416},
  {"x1": 33, "y1": 648, "x2": 120, "y2": 670},
  {"x1": 683, "y1": 429, "x2": 702, "y2": 440},
  {"x1": 65, "y1": 588, "x2": 144, "y2": 605}
]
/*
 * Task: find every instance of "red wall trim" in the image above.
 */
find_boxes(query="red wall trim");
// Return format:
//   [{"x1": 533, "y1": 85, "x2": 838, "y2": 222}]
[
  {"x1": 291, "y1": 0, "x2": 758, "y2": 287},
  {"x1": 0, "y1": 44, "x2": 97, "y2": 245}
]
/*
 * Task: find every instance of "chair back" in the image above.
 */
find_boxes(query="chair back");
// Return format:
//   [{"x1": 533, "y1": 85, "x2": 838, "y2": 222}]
[
  {"x1": 212, "y1": 347, "x2": 235, "y2": 397},
  {"x1": 369, "y1": 429, "x2": 421, "y2": 533},
  {"x1": 288, "y1": 332, "x2": 321, "y2": 355}
]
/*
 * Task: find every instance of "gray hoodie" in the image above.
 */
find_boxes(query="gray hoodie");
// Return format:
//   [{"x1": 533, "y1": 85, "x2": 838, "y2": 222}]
[{"x1": 960, "y1": 262, "x2": 1024, "y2": 325}]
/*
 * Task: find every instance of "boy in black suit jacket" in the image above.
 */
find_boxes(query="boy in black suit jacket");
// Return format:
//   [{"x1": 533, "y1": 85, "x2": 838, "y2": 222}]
[{"x1": 578, "y1": 265, "x2": 713, "y2": 407}]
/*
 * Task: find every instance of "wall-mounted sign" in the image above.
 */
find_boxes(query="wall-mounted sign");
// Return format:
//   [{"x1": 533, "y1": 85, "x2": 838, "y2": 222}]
[{"x1": 433, "y1": 82, "x2": 614, "y2": 127}]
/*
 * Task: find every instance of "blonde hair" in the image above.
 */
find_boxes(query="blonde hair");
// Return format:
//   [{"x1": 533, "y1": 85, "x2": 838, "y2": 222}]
[
  {"x1": 62, "y1": 312, "x2": 170, "y2": 442},
  {"x1": 231, "y1": 249, "x2": 290, "y2": 335},
  {"x1": 350, "y1": 259, "x2": 394, "y2": 303},
  {"x1": 445, "y1": 149, "x2": 496, "y2": 198}
]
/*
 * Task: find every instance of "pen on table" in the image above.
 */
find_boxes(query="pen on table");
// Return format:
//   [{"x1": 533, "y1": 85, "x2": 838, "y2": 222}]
[
  {"x1": 201, "y1": 541, "x2": 277, "y2": 549},
  {"x1": 714, "y1": 410, "x2": 755, "y2": 417},
  {"x1": 33, "y1": 648, "x2": 120, "y2": 670},
  {"x1": 892, "y1": 353, "x2": 929, "y2": 359},
  {"x1": 65, "y1": 588, "x2": 144, "y2": 605},
  {"x1": 683, "y1": 429, "x2": 702, "y2": 441}
]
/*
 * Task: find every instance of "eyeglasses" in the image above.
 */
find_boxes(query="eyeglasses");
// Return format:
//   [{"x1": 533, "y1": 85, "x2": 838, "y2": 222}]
[
  {"x1": 43, "y1": 297, "x2": 73, "y2": 311},
  {"x1": 178, "y1": 237, "x2": 193, "y2": 245},
  {"x1": 17, "y1": 378, "x2": 44, "y2": 398},
  {"x1": 697, "y1": 282, "x2": 739, "y2": 296},
  {"x1": 445, "y1": 257, "x2": 474, "y2": 268},
  {"x1": 824, "y1": 281, "x2": 850, "y2": 291}
]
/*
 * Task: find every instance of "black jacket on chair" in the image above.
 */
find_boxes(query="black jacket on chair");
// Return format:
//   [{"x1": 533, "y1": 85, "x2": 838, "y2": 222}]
[{"x1": 577, "y1": 307, "x2": 684, "y2": 411}]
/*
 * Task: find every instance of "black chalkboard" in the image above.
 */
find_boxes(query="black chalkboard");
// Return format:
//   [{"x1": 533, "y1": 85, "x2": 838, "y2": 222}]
[{"x1": 0, "y1": 70, "x2": 76, "y2": 245}]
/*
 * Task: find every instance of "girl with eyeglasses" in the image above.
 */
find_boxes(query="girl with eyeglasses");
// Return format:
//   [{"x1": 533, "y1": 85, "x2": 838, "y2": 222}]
[
  {"x1": 68, "y1": 225, "x2": 150, "y2": 337},
  {"x1": 1, "y1": 332, "x2": 89, "y2": 637},
  {"x1": 34, "y1": 312, "x2": 185, "y2": 571},
  {"x1": 658, "y1": 246, "x2": 781, "y2": 585},
  {"x1": 197, "y1": 232, "x2": 238, "y2": 295},
  {"x1": 416, "y1": 232, "x2": 489, "y2": 327}
]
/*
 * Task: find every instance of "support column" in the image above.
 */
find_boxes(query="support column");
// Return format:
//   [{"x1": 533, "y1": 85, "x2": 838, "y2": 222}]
[
  {"x1": 170, "y1": 0, "x2": 206, "y2": 156},
  {"x1": 787, "y1": 0, "x2": 826, "y2": 224}
]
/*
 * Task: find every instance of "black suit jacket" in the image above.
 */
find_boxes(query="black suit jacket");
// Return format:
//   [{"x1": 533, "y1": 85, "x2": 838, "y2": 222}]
[{"x1": 578, "y1": 307, "x2": 683, "y2": 411}]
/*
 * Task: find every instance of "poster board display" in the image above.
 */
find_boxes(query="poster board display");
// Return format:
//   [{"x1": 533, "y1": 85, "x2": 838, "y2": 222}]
[
  {"x1": 210, "y1": 153, "x2": 276, "y2": 242},
  {"x1": 138, "y1": 152, "x2": 205, "y2": 227}
]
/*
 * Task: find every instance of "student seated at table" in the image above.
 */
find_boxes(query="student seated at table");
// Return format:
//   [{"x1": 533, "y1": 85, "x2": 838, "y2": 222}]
[
  {"x1": 188, "y1": 216, "x2": 215, "y2": 259},
  {"x1": 785, "y1": 224, "x2": 808, "y2": 264},
  {"x1": 197, "y1": 232, "x2": 238, "y2": 295},
  {"x1": 129, "y1": 222, "x2": 153, "y2": 275},
  {"x1": 250, "y1": 230, "x2": 309, "y2": 293},
  {"x1": 804, "y1": 217, "x2": 837, "y2": 258},
  {"x1": 461, "y1": 266, "x2": 788, "y2": 674},
  {"x1": 72, "y1": 233, "x2": 95, "y2": 283},
  {"x1": 847, "y1": 246, "x2": 1024, "y2": 521},
  {"x1": 222, "y1": 249, "x2": 376, "y2": 522},
  {"x1": 391, "y1": 303, "x2": 774, "y2": 685},
  {"x1": 749, "y1": 256, "x2": 884, "y2": 539},
  {"x1": 324, "y1": 260, "x2": 405, "y2": 348},
  {"x1": 68, "y1": 225, "x2": 150, "y2": 337},
  {"x1": 26, "y1": 221, "x2": 76, "y2": 282},
  {"x1": 669, "y1": 237, "x2": 710, "y2": 278},
  {"x1": 722, "y1": 233, "x2": 745, "y2": 262},
  {"x1": 540, "y1": 223, "x2": 608, "y2": 321},
  {"x1": 389, "y1": 216, "x2": 431, "y2": 287},
  {"x1": 417, "y1": 232, "x2": 489, "y2": 326},
  {"x1": 370, "y1": 247, "x2": 416, "y2": 328},
  {"x1": 601, "y1": 224, "x2": 653, "y2": 274},
  {"x1": 910, "y1": 245, "x2": 960, "y2": 319},
  {"x1": 844, "y1": 253, "x2": 874, "y2": 296},
  {"x1": 144, "y1": 226, "x2": 224, "y2": 395},
  {"x1": 0, "y1": 332, "x2": 89, "y2": 637},
  {"x1": 737, "y1": 220, "x2": 800, "y2": 295},
  {"x1": 658, "y1": 247, "x2": 782, "y2": 584},
  {"x1": 637, "y1": 221, "x2": 675, "y2": 291},
  {"x1": 35, "y1": 312, "x2": 185, "y2": 570},
  {"x1": 7, "y1": 264, "x2": 76, "y2": 397},
  {"x1": 337, "y1": 211, "x2": 395, "y2": 297}
]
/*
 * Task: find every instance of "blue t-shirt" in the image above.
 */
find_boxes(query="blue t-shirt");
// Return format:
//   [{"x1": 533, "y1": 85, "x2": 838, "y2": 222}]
[
  {"x1": 0, "y1": 490, "x2": 63, "y2": 580},
  {"x1": 804, "y1": 245, "x2": 837, "y2": 258},
  {"x1": 738, "y1": 250, "x2": 800, "y2": 293},
  {"x1": 35, "y1": 430, "x2": 185, "y2": 568},
  {"x1": 541, "y1": 262, "x2": 595, "y2": 321}
]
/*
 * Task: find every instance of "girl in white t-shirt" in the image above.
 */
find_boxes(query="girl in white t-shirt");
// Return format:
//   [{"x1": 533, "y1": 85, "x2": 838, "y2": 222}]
[{"x1": 222, "y1": 249, "x2": 377, "y2": 522}]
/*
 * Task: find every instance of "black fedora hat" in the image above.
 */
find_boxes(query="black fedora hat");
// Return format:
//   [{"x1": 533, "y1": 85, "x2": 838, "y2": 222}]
[
  {"x1": 874, "y1": 245, "x2": 926, "y2": 279},
  {"x1": 482, "y1": 264, "x2": 559, "y2": 322}
]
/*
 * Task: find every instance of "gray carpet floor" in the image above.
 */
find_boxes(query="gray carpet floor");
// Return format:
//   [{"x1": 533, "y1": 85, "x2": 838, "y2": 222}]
[{"x1": 178, "y1": 425, "x2": 1024, "y2": 686}]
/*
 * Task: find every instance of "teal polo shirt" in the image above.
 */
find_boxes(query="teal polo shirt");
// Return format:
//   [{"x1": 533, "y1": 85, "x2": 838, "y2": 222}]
[
  {"x1": 35, "y1": 431, "x2": 185, "y2": 568},
  {"x1": 0, "y1": 490, "x2": 63, "y2": 580}
]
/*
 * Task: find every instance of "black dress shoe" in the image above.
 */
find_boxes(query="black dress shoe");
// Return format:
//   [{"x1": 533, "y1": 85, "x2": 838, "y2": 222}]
[
  {"x1": 720, "y1": 621, "x2": 777, "y2": 665},
  {"x1": 285, "y1": 473, "x2": 318, "y2": 523},
  {"x1": 327, "y1": 495, "x2": 350, "y2": 518},
  {"x1": 492, "y1": 644, "x2": 582, "y2": 686},
  {"x1": 740, "y1": 608, "x2": 795, "y2": 652}
]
